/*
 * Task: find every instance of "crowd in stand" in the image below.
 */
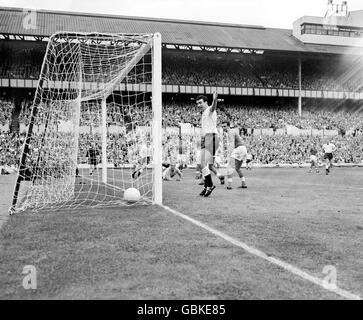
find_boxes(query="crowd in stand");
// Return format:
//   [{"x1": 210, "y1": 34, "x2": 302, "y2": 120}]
[
  {"x1": 2, "y1": 82, "x2": 363, "y2": 171},
  {"x1": 162, "y1": 103, "x2": 363, "y2": 131},
  {"x1": 161, "y1": 53, "x2": 363, "y2": 92},
  {"x1": 73, "y1": 130, "x2": 363, "y2": 166},
  {"x1": 0, "y1": 99, "x2": 14, "y2": 126},
  {"x1": 0, "y1": 132, "x2": 23, "y2": 173},
  {"x1": 2, "y1": 124, "x2": 363, "y2": 172},
  {"x1": 1, "y1": 127, "x2": 362, "y2": 173},
  {"x1": 73, "y1": 102, "x2": 363, "y2": 132},
  {"x1": 0, "y1": 46, "x2": 43, "y2": 79},
  {"x1": 244, "y1": 134, "x2": 363, "y2": 165},
  {"x1": 1, "y1": 45, "x2": 363, "y2": 92}
]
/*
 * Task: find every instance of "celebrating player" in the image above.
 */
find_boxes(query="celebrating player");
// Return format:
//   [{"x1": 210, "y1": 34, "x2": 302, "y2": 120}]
[
  {"x1": 196, "y1": 92, "x2": 220, "y2": 197},
  {"x1": 222, "y1": 121, "x2": 248, "y2": 190},
  {"x1": 322, "y1": 139, "x2": 336, "y2": 175}
]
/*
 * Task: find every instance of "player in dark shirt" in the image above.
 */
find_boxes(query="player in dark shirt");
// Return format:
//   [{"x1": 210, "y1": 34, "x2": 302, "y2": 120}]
[
  {"x1": 87, "y1": 144, "x2": 99, "y2": 176},
  {"x1": 309, "y1": 147, "x2": 319, "y2": 174}
]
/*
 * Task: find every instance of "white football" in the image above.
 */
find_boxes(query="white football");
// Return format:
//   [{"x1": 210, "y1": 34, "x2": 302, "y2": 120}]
[{"x1": 124, "y1": 188, "x2": 141, "y2": 203}]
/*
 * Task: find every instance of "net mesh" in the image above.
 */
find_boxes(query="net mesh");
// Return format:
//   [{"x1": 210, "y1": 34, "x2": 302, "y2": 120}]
[{"x1": 13, "y1": 32, "x2": 157, "y2": 212}]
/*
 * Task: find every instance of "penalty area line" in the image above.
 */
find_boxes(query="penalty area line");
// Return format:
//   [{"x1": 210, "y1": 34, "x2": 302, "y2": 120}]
[{"x1": 160, "y1": 204, "x2": 361, "y2": 300}]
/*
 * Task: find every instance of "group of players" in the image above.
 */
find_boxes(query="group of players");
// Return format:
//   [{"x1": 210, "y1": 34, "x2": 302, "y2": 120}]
[
  {"x1": 164, "y1": 92, "x2": 337, "y2": 198},
  {"x1": 161, "y1": 92, "x2": 251, "y2": 196},
  {"x1": 192, "y1": 92, "x2": 249, "y2": 197},
  {"x1": 83, "y1": 91, "x2": 337, "y2": 197}
]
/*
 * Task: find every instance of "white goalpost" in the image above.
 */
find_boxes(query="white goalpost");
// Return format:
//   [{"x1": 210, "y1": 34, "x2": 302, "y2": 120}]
[{"x1": 10, "y1": 31, "x2": 162, "y2": 213}]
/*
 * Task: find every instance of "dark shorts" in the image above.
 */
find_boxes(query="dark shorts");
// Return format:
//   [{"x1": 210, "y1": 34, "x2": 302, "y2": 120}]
[
  {"x1": 246, "y1": 159, "x2": 252, "y2": 164},
  {"x1": 323, "y1": 153, "x2": 333, "y2": 161},
  {"x1": 90, "y1": 158, "x2": 97, "y2": 165},
  {"x1": 234, "y1": 159, "x2": 243, "y2": 168},
  {"x1": 201, "y1": 133, "x2": 220, "y2": 156}
]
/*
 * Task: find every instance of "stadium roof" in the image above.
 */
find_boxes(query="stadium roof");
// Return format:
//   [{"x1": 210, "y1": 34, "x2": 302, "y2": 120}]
[{"x1": 0, "y1": 6, "x2": 362, "y2": 56}]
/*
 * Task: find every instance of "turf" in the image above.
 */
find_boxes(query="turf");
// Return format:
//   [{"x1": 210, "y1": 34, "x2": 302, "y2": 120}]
[{"x1": 0, "y1": 167, "x2": 362, "y2": 299}]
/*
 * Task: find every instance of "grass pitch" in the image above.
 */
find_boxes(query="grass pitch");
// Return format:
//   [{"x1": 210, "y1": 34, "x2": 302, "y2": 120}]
[{"x1": 0, "y1": 167, "x2": 362, "y2": 299}]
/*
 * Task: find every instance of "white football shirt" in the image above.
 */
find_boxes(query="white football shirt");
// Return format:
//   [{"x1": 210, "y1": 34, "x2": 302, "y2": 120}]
[
  {"x1": 201, "y1": 106, "x2": 218, "y2": 136},
  {"x1": 323, "y1": 143, "x2": 336, "y2": 153}
]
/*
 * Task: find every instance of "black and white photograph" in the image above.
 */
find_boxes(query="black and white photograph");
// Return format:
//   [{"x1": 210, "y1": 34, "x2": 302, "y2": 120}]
[{"x1": 0, "y1": 0, "x2": 362, "y2": 306}]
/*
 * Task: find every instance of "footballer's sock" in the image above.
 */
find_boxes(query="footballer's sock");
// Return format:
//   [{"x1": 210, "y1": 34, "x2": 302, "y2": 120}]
[
  {"x1": 241, "y1": 177, "x2": 246, "y2": 187},
  {"x1": 205, "y1": 174, "x2": 213, "y2": 188},
  {"x1": 202, "y1": 167, "x2": 210, "y2": 188}
]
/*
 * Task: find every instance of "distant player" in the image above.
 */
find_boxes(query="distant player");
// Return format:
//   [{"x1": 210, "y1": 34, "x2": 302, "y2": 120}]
[
  {"x1": 308, "y1": 146, "x2": 319, "y2": 173},
  {"x1": 163, "y1": 162, "x2": 183, "y2": 181},
  {"x1": 132, "y1": 139, "x2": 151, "y2": 179},
  {"x1": 177, "y1": 153, "x2": 188, "y2": 171},
  {"x1": 222, "y1": 121, "x2": 248, "y2": 190},
  {"x1": 322, "y1": 139, "x2": 336, "y2": 175},
  {"x1": 246, "y1": 153, "x2": 253, "y2": 170},
  {"x1": 86, "y1": 143, "x2": 99, "y2": 176},
  {"x1": 196, "y1": 92, "x2": 220, "y2": 197}
]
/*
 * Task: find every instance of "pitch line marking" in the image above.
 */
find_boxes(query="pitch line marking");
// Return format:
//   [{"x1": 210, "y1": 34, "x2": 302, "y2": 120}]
[{"x1": 160, "y1": 204, "x2": 361, "y2": 300}]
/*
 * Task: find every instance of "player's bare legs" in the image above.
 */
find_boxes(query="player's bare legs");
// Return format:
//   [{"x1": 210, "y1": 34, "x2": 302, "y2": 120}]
[
  {"x1": 209, "y1": 163, "x2": 224, "y2": 184},
  {"x1": 226, "y1": 168, "x2": 234, "y2": 190},
  {"x1": 309, "y1": 159, "x2": 319, "y2": 173},
  {"x1": 195, "y1": 163, "x2": 204, "y2": 185},
  {"x1": 325, "y1": 157, "x2": 332, "y2": 175},
  {"x1": 226, "y1": 158, "x2": 247, "y2": 189},
  {"x1": 235, "y1": 161, "x2": 247, "y2": 188}
]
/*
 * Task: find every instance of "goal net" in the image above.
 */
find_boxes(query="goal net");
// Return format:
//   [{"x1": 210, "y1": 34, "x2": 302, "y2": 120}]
[{"x1": 10, "y1": 32, "x2": 162, "y2": 213}]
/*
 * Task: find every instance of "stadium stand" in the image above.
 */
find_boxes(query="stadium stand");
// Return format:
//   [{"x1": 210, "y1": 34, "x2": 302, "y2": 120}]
[{"x1": 0, "y1": 7, "x2": 363, "y2": 173}]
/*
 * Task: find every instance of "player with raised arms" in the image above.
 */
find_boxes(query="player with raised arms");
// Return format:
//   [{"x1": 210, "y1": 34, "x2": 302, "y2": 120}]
[
  {"x1": 222, "y1": 121, "x2": 248, "y2": 190},
  {"x1": 196, "y1": 92, "x2": 219, "y2": 197}
]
